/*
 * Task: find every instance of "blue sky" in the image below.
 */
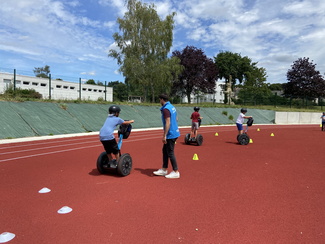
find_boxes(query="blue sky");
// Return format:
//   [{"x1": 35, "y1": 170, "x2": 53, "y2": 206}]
[{"x1": 1, "y1": 0, "x2": 324, "y2": 84}]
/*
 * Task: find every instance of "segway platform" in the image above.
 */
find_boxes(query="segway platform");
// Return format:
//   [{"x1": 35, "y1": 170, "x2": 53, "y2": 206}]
[{"x1": 97, "y1": 123, "x2": 133, "y2": 176}]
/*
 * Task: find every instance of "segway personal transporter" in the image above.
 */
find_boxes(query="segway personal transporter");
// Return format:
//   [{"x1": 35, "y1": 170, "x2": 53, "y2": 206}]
[
  {"x1": 185, "y1": 133, "x2": 203, "y2": 146},
  {"x1": 185, "y1": 107, "x2": 203, "y2": 146},
  {"x1": 237, "y1": 117, "x2": 254, "y2": 145},
  {"x1": 97, "y1": 123, "x2": 133, "y2": 176}
]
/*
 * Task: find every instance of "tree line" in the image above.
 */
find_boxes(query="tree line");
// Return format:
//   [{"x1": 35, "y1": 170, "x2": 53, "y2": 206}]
[
  {"x1": 32, "y1": 0, "x2": 325, "y2": 106},
  {"x1": 107, "y1": 0, "x2": 325, "y2": 105}
]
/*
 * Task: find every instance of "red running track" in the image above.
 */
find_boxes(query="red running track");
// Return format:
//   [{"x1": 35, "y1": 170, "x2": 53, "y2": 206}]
[{"x1": 0, "y1": 125, "x2": 325, "y2": 243}]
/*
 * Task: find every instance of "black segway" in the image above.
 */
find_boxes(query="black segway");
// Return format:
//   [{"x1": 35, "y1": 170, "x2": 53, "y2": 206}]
[
  {"x1": 184, "y1": 118, "x2": 203, "y2": 146},
  {"x1": 237, "y1": 117, "x2": 254, "y2": 145},
  {"x1": 97, "y1": 123, "x2": 132, "y2": 176}
]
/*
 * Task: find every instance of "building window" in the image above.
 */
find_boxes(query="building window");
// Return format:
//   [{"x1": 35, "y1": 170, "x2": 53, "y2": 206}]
[
  {"x1": 70, "y1": 87, "x2": 75, "y2": 90},
  {"x1": 82, "y1": 88, "x2": 87, "y2": 91},
  {"x1": 88, "y1": 89, "x2": 92, "y2": 91},
  {"x1": 56, "y1": 85, "x2": 62, "y2": 88},
  {"x1": 41, "y1": 83, "x2": 46, "y2": 87},
  {"x1": 23, "y1": 81, "x2": 30, "y2": 85},
  {"x1": 63, "y1": 86, "x2": 68, "y2": 89},
  {"x1": 32, "y1": 82, "x2": 38, "y2": 86}
]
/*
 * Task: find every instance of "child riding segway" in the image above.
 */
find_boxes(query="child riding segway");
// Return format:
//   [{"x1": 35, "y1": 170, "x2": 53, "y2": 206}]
[
  {"x1": 185, "y1": 106, "x2": 203, "y2": 146},
  {"x1": 236, "y1": 108, "x2": 253, "y2": 145},
  {"x1": 97, "y1": 105, "x2": 134, "y2": 176}
]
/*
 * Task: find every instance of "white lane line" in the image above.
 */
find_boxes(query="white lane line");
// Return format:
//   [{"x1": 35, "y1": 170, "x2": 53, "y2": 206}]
[
  {"x1": 0, "y1": 131, "x2": 163, "y2": 149},
  {"x1": 0, "y1": 145, "x2": 100, "y2": 162},
  {"x1": 0, "y1": 135, "x2": 162, "y2": 163},
  {"x1": 0, "y1": 126, "x2": 223, "y2": 162},
  {"x1": 0, "y1": 140, "x2": 99, "y2": 155}
]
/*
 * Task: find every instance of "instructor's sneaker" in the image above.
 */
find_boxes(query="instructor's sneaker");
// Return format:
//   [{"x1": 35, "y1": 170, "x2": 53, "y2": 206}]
[
  {"x1": 165, "y1": 171, "x2": 180, "y2": 179},
  {"x1": 153, "y1": 169, "x2": 168, "y2": 176}
]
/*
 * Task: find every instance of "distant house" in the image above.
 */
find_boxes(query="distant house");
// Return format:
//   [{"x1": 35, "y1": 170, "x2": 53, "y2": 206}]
[
  {"x1": 182, "y1": 80, "x2": 225, "y2": 104},
  {"x1": 0, "y1": 72, "x2": 113, "y2": 101}
]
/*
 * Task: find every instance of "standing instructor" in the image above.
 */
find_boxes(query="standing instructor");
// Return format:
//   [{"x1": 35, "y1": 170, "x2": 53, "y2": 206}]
[{"x1": 153, "y1": 94, "x2": 180, "y2": 179}]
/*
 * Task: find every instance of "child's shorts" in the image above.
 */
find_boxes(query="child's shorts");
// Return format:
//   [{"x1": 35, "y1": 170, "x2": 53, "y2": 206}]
[
  {"x1": 192, "y1": 122, "x2": 199, "y2": 130},
  {"x1": 101, "y1": 139, "x2": 119, "y2": 154},
  {"x1": 236, "y1": 123, "x2": 243, "y2": 131}
]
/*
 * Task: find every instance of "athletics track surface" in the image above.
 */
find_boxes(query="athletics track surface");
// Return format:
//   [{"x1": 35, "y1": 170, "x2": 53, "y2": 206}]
[{"x1": 0, "y1": 124, "x2": 324, "y2": 243}]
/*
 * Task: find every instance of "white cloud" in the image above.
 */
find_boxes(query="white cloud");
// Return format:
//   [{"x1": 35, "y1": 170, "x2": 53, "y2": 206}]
[
  {"x1": 80, "y1": 71, "x2": 96, "y2": 76},
  {"x1": 283, "y1": 0, "x2": 325, "y2": 16},
  {"x1": 1, "y1": 0, "x2": 325, "y2": 84},
  {"x1": 98, "y1": 0, "x2": 127, "y2": 16}
]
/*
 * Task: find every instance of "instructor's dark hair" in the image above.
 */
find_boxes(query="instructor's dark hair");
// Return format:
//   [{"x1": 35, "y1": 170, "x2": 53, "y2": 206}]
[
  {"x1": 194, "y1": 106, "x2": 200, "y2": 111},
  {"x1": 158, "y1": 94, "x2": 169, "y2": 102}
]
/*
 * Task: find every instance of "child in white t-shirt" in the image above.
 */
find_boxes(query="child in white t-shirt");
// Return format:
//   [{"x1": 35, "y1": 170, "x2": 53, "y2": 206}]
[{"x1": 236, "y1": 108, "x2": 252, "y2": 135}]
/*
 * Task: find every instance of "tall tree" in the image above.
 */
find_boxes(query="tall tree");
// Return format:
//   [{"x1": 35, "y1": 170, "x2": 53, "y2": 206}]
[
  {"x1": 171, "y1": 46, "x2": 218, "y2": 103},
  {"x1": 85, "y1": 79, "x2": 96, "y2": 85},
  {"x1": 33, "y1": 65, "x2": 50, "y2": 78},
  {"x1": 214, "y1": 51, "x2": 259, "y2": 103},
  {"x1": 214, "y1": 51, "x2": 252, "y2": 85},
  {"x1": 107, "y1": 81, "x2": 128, "y2": 101},
  {"x1": 284, "y1": 57, "x2": 325, "y2": 99},
  {"x1": 109, "y1": 0, "x2": 182, "y2": 102},
  {"x1": 238, "y1": 67, "x2": 271, "y2": 104}
]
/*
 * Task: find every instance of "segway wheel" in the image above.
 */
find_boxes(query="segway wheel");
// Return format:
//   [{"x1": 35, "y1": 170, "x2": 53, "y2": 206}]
[
  {"x1": 97, "y1": 152, "x2": 108, "y2": 174},
  {"x1": 238, "y1": 134, "x2": 250, "y2": 145},
  {"x1": 184, "y1": 133, "x2": 191, "y2": 144},
  {"x1": 117, "y1": 153, "x2": 132, "y2": 176},
  {"x1": 196, "y1": 134, "x2": 203, "y2": 146}
]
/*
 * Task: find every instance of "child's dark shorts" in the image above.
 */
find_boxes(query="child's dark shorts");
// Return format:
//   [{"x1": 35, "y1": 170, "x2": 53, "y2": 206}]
[
  {"x1": 236, "y1": 123, "x2": 243, "y2": 131},
  {"x1": 101, "y1": 139, "x2": 119, "y2": 154}
]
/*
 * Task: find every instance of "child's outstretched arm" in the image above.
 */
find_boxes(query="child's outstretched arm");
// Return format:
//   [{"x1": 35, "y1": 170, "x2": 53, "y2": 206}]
[{"x1": 122, "y1": 120, "x2": 134, "y2": 124}]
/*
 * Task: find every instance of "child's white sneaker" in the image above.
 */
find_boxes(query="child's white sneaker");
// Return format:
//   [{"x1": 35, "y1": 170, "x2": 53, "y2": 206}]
[
  {"x1": 153, "y1": 169, "x2": 168, "y2": 176},
  {"x1": 165, "y1": 171, "x2": 180, "y2": 179}
]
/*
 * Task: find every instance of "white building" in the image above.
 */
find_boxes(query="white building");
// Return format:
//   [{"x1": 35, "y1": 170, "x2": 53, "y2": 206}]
[
  {"x1": 0, "y1": 72, "x2": 113, "y2": 101},
  {"x1": 182, "y1": 80, "x2": 225, "y2": 104}
]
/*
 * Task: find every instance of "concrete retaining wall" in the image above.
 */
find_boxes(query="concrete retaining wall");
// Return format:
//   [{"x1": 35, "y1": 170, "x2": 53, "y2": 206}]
[{"x1": 275, "y1": 112, "x2": 322, "y2": 124}]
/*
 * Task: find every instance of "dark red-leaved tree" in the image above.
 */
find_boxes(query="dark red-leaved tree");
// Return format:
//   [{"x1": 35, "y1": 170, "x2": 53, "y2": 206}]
[
  {"x1": 284, "y1": 57, "x2": 325, "y2": 99},
  {"x1": 171, "y1": 46, "x2": 218, "y2": 103}
]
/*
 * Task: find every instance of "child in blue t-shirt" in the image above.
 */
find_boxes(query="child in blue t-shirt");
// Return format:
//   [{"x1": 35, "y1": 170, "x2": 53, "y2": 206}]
[
  {"x1": 99, "y1": 105, "x2": 134, "y2": 161},
  {"x1": 321, "y1": 112, "x2": 325, "y2": 131}
]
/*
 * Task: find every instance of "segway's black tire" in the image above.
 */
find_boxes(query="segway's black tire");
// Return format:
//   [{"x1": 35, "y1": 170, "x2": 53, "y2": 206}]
[
  {"x1": 184, "y1": 133, "x2": 191, "y2": 145},
  {"x1": 117, "y1": 153, "x2": 132, "y2": 176},
  {"x1": 196, "y1": 134, "x2": 203, "y2": 146},
  {"x1": 238, "y1": 134, "x2": 250, "y2": 145},
  {"x1": 237, "y1": 134, "x2": 240, "y2": 142},
  {"x1": 97, "y1": 152, "x2": 108, "y2": 174}
]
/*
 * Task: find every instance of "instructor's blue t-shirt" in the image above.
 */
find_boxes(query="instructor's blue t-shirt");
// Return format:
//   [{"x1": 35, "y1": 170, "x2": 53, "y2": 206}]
[
  {"x1": 99, "y1": 115, "x2": 124, "y2": 141},
  {"x1": 160, "y1": 101, "x2": 180, "y2": 139}
]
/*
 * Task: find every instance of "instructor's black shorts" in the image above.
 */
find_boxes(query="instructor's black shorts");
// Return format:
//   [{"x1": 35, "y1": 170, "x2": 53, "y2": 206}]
[{"x1": 101, "y1": 139, "x2": 119, "y2": 155}]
